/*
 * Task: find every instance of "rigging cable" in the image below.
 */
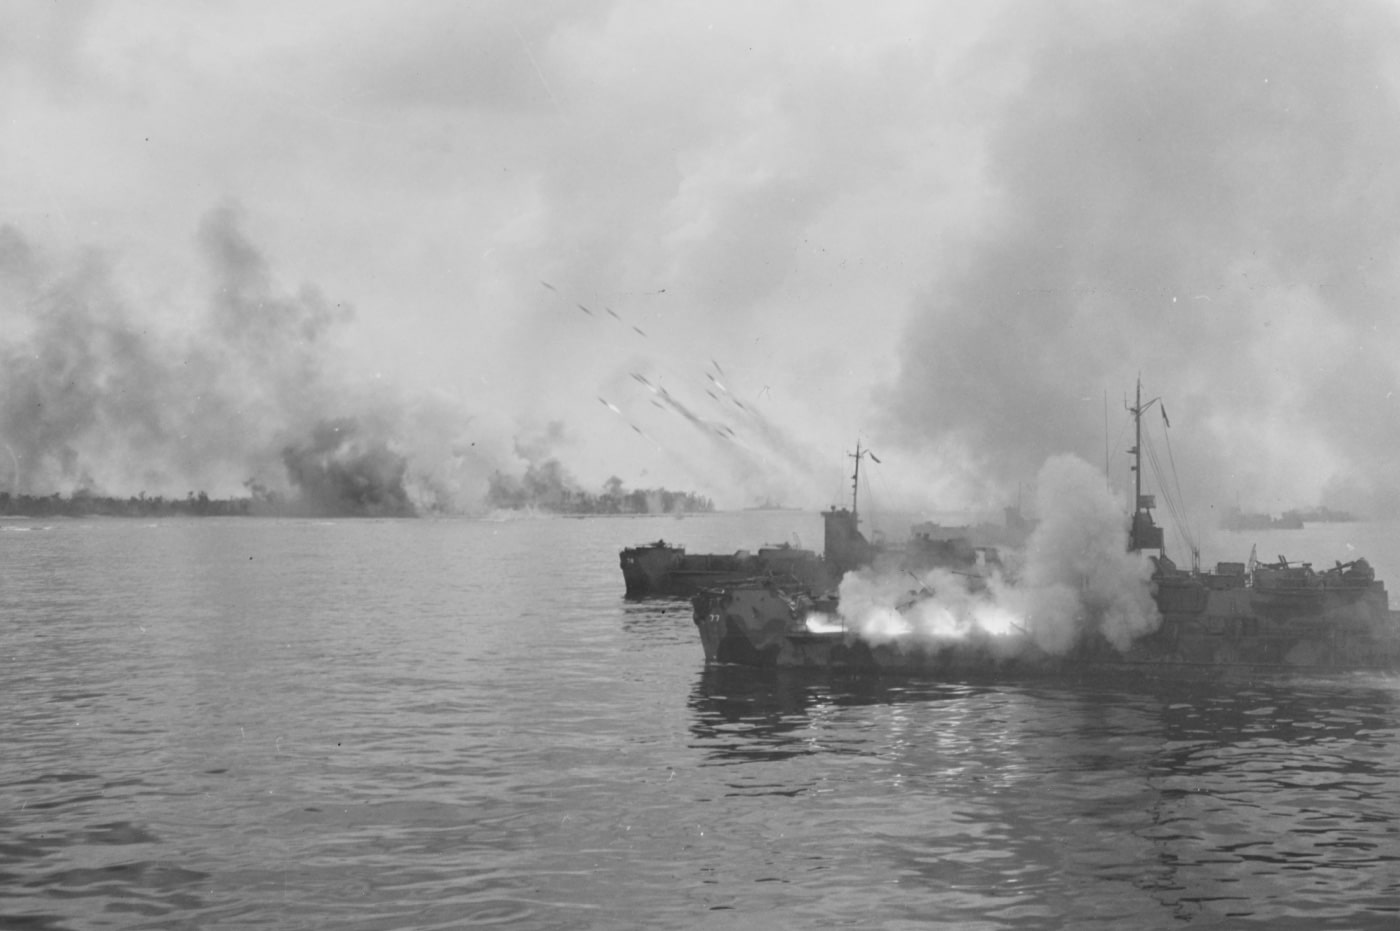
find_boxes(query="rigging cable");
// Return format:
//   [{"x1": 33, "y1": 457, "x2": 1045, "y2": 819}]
[
  {"x1": 1110, "y1": 414, "x2": 1132, "y2": 502},
  {"x1": 1142, "y1": 429, "x2": 1197, "y2": 561},
  {"x1": 861, "y1": 454, "x2": 886, "y2": 544},
  {"x1": 1158, "y1": 408, "x2": 1197, "y2": 560}
]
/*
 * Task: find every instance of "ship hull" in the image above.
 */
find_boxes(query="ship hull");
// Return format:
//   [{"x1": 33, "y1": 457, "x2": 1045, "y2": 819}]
[
  {"x1": 621, "y1": 541, "x2": 831, "y2": 598},
  {"x1": 620, "y1": 503, "x2": 930, "y2": 598},
  {"x1": 693, "y1": 584, "x2": 1400, "y2": 675}
]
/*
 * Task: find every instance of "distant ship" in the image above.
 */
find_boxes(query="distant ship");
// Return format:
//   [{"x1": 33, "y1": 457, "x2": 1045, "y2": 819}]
[
  {"x1": 1220, "y1": 508, "x2": 1304, "y2": 531},
  {"x1": 742, "y1": 499, "x2": 799, "y2": 511},
  {"x1": 1219, "y1": 505, "x2": 1357, "y2": 531},
  {"x1": 691, "y1": 383, "x2": 1400, "y2": 674}
]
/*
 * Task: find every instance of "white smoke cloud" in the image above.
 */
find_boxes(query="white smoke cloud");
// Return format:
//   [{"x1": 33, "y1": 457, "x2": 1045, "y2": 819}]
[
  {"x1": 884, "y1": 1, "x2": 1400, "y2": 518},
  {"x1": 9, "y1": 3, "x2": 1395, "y2": 513},
  {"x1": 1013, "y1": 454, "x2": 1160, "y2": 651},
  {"x1": 816, "y1": 454, "x2": 1159, "y2": 655}
]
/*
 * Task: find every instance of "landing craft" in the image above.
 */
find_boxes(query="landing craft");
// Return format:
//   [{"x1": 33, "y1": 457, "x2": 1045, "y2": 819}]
[
  {"x1": 687, "y1": 391, "x2": 1400, "y2": 675},
  {"x1": 621, "y1": 441, "x2": 1016, "y2": 599}
]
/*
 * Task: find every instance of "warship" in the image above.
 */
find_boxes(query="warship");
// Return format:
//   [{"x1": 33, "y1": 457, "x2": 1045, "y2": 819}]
[
  {"x1": 621, "y1": 443, "x2": 1016, "y2": 597},
  {"x1": 692, "y1": 384, "x2": 1400, "y2": 674},
  {"x1": 620, "y1": 537, "x2": 831, "y2": 598}
]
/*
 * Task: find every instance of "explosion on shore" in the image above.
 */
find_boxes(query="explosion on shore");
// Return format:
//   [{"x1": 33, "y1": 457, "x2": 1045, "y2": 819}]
[
  {"x1": 485, "y1": 458, "x2": 713, "y2": 515},
  {"x1": 0, "y1": 208, "x2": 716, "y2": 517},
  {"x1": 281, "y1": 419, "x2": 414, "y2": 518}
]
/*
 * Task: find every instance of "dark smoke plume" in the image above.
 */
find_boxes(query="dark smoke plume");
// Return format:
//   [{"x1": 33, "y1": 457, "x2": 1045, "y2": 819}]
[
  {"x1": 487, "y1": 456, "x2": 580, "y2": 512},
  {"x1": 282, "y1": 418, "x2": 414, "y2": 517},
  {"x1": 0, "y1": 207, "x2": 487, "y2": 514},
  {"x1": 0, "y1": 235, "x2": 186, "y2": 495},
  {"x1": 0, "y1": 207, "x2": 721, "y2": 516},
  {"x1": 485, "y1": 426, "x2": 711, "y2": 513}
]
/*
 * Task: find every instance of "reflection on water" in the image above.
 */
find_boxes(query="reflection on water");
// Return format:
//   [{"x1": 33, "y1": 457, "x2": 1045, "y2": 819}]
[
  {"x1": 688, "y1": 667, "x2": 1400, "y2": 926},
  {"x1": 690, "y1": 667, "x2": 982, "y2": 766},
  {"x1": 619, "y1": 599, "x2": 695, "y2": 642},
  {"x1": 3, "y1": 515, "x2": 1399, "y2": 929},
  {"x1": 1141, "y1": 679, "x2": 1400, "y2": 925}
]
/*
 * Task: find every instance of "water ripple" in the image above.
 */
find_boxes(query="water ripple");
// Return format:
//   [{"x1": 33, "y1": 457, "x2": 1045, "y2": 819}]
[{"x1": 3, "y1": 517, "x2": 1400, "y2": 928}]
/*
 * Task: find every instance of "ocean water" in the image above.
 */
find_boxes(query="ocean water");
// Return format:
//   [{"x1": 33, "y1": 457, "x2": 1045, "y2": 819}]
[{"x1": 2, "y1": 512, "x2": 1399, "y2": 930}]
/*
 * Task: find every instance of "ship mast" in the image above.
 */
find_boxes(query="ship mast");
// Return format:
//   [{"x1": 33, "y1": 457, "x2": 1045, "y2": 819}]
[
  {"x1": 848, "y1": 441, "x2": 879, "y2": 522},
  {"x1": 851, "y1": 441, "x2": 863, "y2": 519},
  {"x1": 1127, "y1": 377, "x2": 1165, "y2": 554},
  {"x1": 1132, "y1": 378, "x2": 1144, "y2": 526}
]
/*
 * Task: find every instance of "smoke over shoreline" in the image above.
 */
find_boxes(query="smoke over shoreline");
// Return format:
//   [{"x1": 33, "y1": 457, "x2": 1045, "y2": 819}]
[
  {"x1": 0, "y1": 207, "x2": 841, "y2": 515},
  {"x1": 0, "y1": 208, "x2": 602, "y2": 516},
  {"x1": 816, "y1": 455, "x2": 1159, "y2": 655},
  {"x1": 484, "y1": 428, "x2": 713, "y2": 514},
  {"x1": 280, "y1": 419, "x2": 414, "y2": 517}
]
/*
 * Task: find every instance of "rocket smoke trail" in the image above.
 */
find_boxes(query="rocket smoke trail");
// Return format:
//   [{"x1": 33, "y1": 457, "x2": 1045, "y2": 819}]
[{"x1": 539, "y1": 269, "x2": 834, "y2": 504}]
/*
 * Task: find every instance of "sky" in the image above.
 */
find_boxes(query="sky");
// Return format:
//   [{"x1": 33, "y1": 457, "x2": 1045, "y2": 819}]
[{"x1": 4, "y1": 1, "x2": 1400, "y2": 523}]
